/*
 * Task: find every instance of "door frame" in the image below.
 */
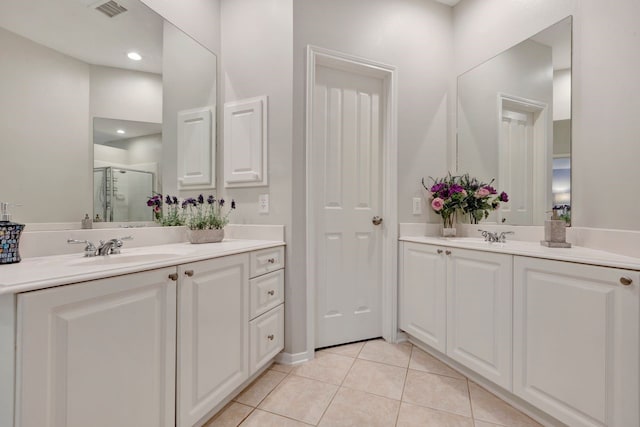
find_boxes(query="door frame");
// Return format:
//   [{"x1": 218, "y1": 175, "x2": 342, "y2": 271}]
[
  {"x1": 497, "y1": 93, "x2": 550, "y2": 225},
  {"x1": 305, "y1": 45, "x2": 398, "y2": 358}
]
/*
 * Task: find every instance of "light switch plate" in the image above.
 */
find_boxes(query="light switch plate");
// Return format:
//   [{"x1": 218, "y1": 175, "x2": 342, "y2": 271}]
[
  {"x1": 412, "y1": 197, "x2": 422, "y2": 215},
  {"x1": 259, "y1": 194, "x2": 269, "y2": 214}
]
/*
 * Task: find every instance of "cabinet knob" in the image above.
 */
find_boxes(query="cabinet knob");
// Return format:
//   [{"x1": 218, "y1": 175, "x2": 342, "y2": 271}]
[
  {"x1": 168, "y1": 273, "x2": 178, "y2": 281},
  {"x1": 437, "y1": 249, "x2": 443, "y2": 254},
  {"x1": 445, "y1": 250, "x2": 452, "y2": 255},
  {"x1": 267, "y1": 290, "x2": 275, "y2": 296},
  {"x1": 267, "y1": 258, "x2": 276, "y2": 264},
  {"x1": 267, "y1": 334, "x2": 275, "y2": 341},
  {"x1": 184, "y1": 270, "x2": 194, "y2": 277},
  {"x1": 620, "y1": 276, "x2": 633, "y2": 286}
]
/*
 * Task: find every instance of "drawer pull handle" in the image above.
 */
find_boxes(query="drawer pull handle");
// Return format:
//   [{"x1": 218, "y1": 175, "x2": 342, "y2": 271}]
[
  {"x1": 437, "y1": 249, "x2": 443, "y2": 254},
  {"x1": 267, "y1": 334, "x2": 275, "y2": 341},
  {"x1": 184, "y1": 270, "x2": 194, "y2": 277},
  {"x1": 268, "y1": 290, "x2": 275, "y2": 296},
  {"x1": 168, "y1": 273, "x2": 178, "y2": 281},
  {"x1": 620, "y1": 276, "x2": 633, "y2": 286},
  {"x1": 267, "y1": 258, "x2": 276, "y2": 264},
  {"x1": 445, "y1": 250, "x2": 452, "y2": 255}
]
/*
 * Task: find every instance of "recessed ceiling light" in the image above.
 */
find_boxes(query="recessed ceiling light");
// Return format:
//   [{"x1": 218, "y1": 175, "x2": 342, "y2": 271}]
[
  {"x1": 116, "y1": 129, "x2": 125, "y2": 134},
  {"x1": 127, "y1": 52, "x2": 142, "y2": 61}
]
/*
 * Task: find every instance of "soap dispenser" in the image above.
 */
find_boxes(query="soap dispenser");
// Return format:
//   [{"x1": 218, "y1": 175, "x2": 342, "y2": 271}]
[
  {"x1": 0, "y1": 202, "x2": 25, "y2": 264},
  {"x1": 540, "y1": 208, "x2": 571, "y2": 248}
]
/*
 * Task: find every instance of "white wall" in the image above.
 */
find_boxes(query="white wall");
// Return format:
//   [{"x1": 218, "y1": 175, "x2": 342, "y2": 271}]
[
  {"x1": 220, "y1": 0, "x2": 295, "y2": 351},
  {"x1": 90, "y1": 65, "x2": 162, "y2": 123},
  {"x1": 0, "y1": 27, "x2": 91, "y2": 223},
  {"x1": 553, "y1": 69, "x2": 571, "y2": 121},
  {"x1": 454, "y1": 0, "x2": 640, "y2": 231}
]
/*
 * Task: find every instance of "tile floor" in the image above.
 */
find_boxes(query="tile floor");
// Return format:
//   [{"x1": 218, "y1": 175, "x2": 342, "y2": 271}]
[{"x1": 204, "y1": 339, "x2": 543, "y2": 427}]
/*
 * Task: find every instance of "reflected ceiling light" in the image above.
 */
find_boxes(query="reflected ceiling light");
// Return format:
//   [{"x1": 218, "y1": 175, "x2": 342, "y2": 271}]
[
  {"x1": 116, "y1": 129, "x2": 125, "y2": 134},
  {"x1": 127, "y1": 51, "x2": 142, "y2": 61}
]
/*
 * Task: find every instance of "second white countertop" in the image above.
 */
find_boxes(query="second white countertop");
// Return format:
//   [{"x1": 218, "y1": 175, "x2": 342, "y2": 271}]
[
  {"x1": 400, "y1": 236, "x2": 640, "y2": 271},
  {"x1": 0, "y1": 239, "x2": 284, "y2": 295}
]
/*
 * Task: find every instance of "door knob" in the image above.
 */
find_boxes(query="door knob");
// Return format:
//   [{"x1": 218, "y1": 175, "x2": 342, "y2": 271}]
[
  {"x1": 372, "y1": 216, "x2": 383, "y2": 226},
  {"x1": 168, "y1": 273, "x2": 178, "y2": 281},
  {"x1": 184, "y1": 270, "x2": 194, "y2": 277}
]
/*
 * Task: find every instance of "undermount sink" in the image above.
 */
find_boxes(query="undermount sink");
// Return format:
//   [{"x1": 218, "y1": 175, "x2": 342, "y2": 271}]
[
  {"x1": 67, "y1": 253, "x2": 181, "y2": 266},
  {"x1": 444, "y1": 237, "x2": 491, "y2": 244}
]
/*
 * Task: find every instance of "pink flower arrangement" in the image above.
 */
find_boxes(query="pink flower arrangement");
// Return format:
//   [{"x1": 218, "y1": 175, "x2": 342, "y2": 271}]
[{"x1": 422, "y1": 174, "x2": 466, "y2": 228}]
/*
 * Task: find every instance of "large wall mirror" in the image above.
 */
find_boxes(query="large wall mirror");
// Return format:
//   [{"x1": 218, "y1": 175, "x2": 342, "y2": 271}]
[
  {"x1": 0, "y1": 0, "x2": 216, "y2": 226},
  {"x1": 457, "y1": 16, "x2": 572, "y2": 226}
]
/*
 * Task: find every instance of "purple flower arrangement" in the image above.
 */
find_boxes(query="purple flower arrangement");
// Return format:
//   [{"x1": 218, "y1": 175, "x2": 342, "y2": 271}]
[
  {"x1": 146, "y1": 193, "x2": 236, "y2": 229},
  {"x1": 459, "y1": 174, "x2": 509, "y2": 224},
  {"x1": 422, "y1": 173, "x2": 509, "y2": 227}
]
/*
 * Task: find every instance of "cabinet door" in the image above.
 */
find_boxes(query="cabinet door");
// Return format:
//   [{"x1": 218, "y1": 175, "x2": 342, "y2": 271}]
[
  {"x1": 446, "y1": 248, "x2": 513, "y2": 389},
  {"x1": 178, "y1": 254, "x2": 249, "y2": 427},
  {"x1": 17, "y1": 268, "x2": 177, "y2": 427},
  {"x1": 514, "y1": 257, "x2": 639, "y2": 427},
  {"x1": 399, "y1": 242, "x2": 447, "y2": 352}
]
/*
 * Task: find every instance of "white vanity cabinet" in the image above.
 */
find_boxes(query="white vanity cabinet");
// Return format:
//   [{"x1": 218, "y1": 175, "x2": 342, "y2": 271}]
[
  {"x1": 399, "y1": 242, "x2": 513, "y2": 388},
  {"x1": 399, "y1": 242, "x2": 446, "y2": 352},
  {"x1": 177, "y1": 254, "x2": 249, "y2": 427},
  {"x1": 446, "y1": 248, "x2": 513, "y2": 389},
  {"x1": 16, "y1": 267, "x2": 177, "y2": 427},
  {"x1": 513, "y1": 256, "x2": 640, "y2": 427}
]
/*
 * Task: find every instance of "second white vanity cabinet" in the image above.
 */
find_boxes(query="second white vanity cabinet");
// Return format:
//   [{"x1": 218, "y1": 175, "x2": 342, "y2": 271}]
[
  {"x1": 399, "y1": 242, "x2": 513, "y2": 389},
  {"x1": 17, "y1": 267, "x2": 178, "y2": 427},
  {"x1": 399, "y1": 237, "x2": 640, "y2": 427},
  {"x1": 513, "y1": 256, "x2": 640, "y2": 427}
]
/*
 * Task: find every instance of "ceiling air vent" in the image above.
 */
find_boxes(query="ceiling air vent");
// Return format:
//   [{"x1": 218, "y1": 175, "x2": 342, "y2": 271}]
[{"x1": 95, "y1": 1, "x2": 127, "y2": 18}]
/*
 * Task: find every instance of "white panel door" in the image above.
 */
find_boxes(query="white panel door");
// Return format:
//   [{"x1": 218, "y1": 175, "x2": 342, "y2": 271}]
[
  {"x1": 446, "y1": 248, "x2": 513, "y2": 389},
  {"x1": 177, "y1": 254, "x2": 249, "y2": 427},
  {"x1": 514, "y1": 257, "x2": 640, "y2": 427},
  {"x1": 177, "y1": 107, "x2": 215, "y2": 189},
  {"x1": 313, "y1": 65, "x2": 383, "y2": 348},
  {"x1": 17, "y1": 268, "x2": 177, "y2": 427},
  {"x1": 399, "y1": 242, "x2": 447, "y2": 353},
  {"x1": 499, "y1": 108, "x2": 534, "y2": 225}
]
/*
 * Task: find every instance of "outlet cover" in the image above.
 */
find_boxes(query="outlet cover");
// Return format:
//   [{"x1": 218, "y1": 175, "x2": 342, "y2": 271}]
[
  {"x1": 412, "y1": 197, "x2": 422, "y2": 215},
  {"x1": 259, "y1": 194, "x2": 269, "y2": 214}
]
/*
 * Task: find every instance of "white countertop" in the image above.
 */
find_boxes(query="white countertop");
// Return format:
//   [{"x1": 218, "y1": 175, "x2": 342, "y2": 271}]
[
  {"x1": 400, "y1": 236, "x2": 640, "y2": 271},
  {"x1": 0, "y1": 239, "x2": 285, "y2": 295}
]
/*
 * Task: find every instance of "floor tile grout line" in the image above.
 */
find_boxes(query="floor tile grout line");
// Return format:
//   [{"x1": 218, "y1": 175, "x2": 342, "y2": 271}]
[
  {"x1": 314, "y1": 346, "x2": 360, "y2": 426},
  {"x1": 466, "y1": 378, "x2": 477, "y2": 424},
  {"x1": 393, "y1": 345, "x2": 412, "y2": 427}
]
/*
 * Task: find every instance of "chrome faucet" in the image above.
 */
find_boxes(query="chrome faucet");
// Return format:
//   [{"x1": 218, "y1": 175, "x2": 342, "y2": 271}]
[
  {"x1": 97, "y1": 236, "x2": 133, "y2": 255},
  {"x1": 68, "y1": 236, "x2": 132, "y2": 257},
  {"x1": 478, "y1": 229, "x2": 514, "y2": 243}
]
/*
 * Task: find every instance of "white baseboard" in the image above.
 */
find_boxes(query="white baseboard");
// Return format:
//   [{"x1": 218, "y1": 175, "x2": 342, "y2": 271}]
[{"x1": 275, "y1": 350, "x2": 313, "y2": 365}]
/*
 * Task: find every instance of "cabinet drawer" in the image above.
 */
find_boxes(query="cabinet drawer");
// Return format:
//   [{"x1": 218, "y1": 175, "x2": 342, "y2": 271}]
[
  {"x1": 249, "y1": 304, "x2": 284, "y2": 375},
  {"x1": 250, "y1": 269, "x2": 284, "y2": 320},
  {"x1": 250, "y1": 246, "x2": 285, "y2": 277}
]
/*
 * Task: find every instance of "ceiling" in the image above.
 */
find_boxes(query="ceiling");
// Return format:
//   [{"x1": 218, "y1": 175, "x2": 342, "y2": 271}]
[
  {"x1": 94, "y1": 117, "x2": 162, "y2": 145},
  {"x1": 0, "y1": 0, "x2": 163, "y2": 73}
]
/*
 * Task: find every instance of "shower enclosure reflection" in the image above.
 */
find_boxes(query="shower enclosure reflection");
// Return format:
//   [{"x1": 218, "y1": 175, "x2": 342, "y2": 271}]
[
  {"x1": 93, "y1": 117, "x2": 161, "y2": 222},
  {"x1": 94, "y1": 167, "x2": 155, "y2": 222}
]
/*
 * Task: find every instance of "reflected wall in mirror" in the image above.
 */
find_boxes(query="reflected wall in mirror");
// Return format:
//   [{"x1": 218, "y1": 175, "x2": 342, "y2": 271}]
[
  {"x1": 0, "y1": 0, "x2": 217, "y2": 226},
  {"x1": 457, "y1": 17, "x2": 572, "y2": 226}
]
